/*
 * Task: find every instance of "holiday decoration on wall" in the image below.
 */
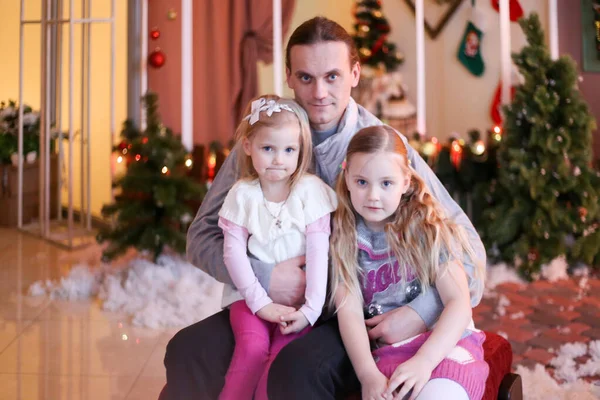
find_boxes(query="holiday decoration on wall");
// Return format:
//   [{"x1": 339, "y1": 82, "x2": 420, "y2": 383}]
[
  {"x1": 148, "y1": 48, "x2": 166, "y2": 68},
  {"x1": 490, "y1": 64, "x2": 523, "y2": 125},
  {"x1": 457, "y1": 0, "x2": 486, "y2": 77},
  {"x1": 483, "y1": 13, "x2": 600, "y2": 277},
  {"x1": 97, "y1": 92, "x2": 206, "y2": 262},
  {"x1": 150, "y1": 27, "x2": 161, "y2": 40},
  {"x1": 167, "y1": 8, "x2": 177, "y2": 21},
  {"x1": 491, "y1": 0, "x2": 524, "y2": 22},
  {"x1": 352, "y1": 0, "x2": 404, "y2": 71},
  {"x1": 404, "y1": 0, "x2": 464, "y2": 40}
]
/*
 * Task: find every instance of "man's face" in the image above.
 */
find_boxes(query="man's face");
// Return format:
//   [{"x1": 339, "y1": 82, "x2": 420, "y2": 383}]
[{"x1": 286, "y1": 42, "x2": 360, "y2": 132}]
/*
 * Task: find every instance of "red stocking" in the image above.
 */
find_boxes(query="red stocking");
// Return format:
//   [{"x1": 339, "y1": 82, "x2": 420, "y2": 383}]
[{"x1": 491, "y1": 0, "x2": 524, "y2": 22}]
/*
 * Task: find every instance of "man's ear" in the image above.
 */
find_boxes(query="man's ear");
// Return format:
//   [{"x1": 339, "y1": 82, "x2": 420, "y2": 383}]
[{"x1": 351, "y1": 62, "x2": 361, "y2": 88}]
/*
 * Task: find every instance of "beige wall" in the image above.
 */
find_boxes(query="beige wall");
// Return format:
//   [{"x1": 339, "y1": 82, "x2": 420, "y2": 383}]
[
  {"x1": 259, "y1": 0, "x2": 550, "y2": 141},
  {"x1": 0, "y1": 0, "x2": 128, "y2": 217}
]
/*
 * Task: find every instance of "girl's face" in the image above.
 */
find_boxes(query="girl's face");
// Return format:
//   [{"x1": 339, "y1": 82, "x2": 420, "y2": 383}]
[
  {"x1": 345, "y1": 151, "x2": 411, "y2": 232},
  {"x1": 243, "y1": 121, "x2": 301, "y2": 184}
]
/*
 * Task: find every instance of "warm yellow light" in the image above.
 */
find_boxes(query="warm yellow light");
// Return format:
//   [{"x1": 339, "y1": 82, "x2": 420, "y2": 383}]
[
  {"x1": 208, "y1": 154, "x2": 217, "y2": 168},
  {"x1": 421, "y1": 141, "x2": 436, "y2": 156},
  {"x1": 493, "y1": 133, "x2": 502, "y2": 142},
  {"x1": 117, "y1": 156, "x2": 123, "y2": 163},
  {"x1": 452, "y1": 141, "x2": 462, "y2": 152},
  {"x1": 162, "y1": 166, "x2": 168, "y2": 174},
  {"x1": 185, "y1": 158, "x2": 193, "y2": 168},
  {"x1": 122, "y1": 334, "x2": 128, "y2": 341},
  {"x1": 473, "y1": 140, "x2": 486, "y2": 155},
  {"x1": 493, "y1": 126, "x2": 502, "y2": 134}
]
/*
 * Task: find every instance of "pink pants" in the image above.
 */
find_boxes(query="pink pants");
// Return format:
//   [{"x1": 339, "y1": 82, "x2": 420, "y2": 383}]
[{"x1": 219, "y1": 301, "x2": 311, "y2": 400}]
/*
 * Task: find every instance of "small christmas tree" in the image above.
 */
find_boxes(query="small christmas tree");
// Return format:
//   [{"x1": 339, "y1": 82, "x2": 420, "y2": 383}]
[
  {"x1": 483, "y1": 13, "x2": 600, "y2": 277},
  {"x1": 97, "y1": 92, "x2": 206, "y2": 262},
  {"x1": 352, "y1": 0, "x2": 404, "y2": 71}
]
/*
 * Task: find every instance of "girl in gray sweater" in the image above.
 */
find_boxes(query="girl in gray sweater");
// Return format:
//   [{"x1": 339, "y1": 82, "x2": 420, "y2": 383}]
[{"x1": 330, "y1": 126, "x2": 488, "y2": 400}]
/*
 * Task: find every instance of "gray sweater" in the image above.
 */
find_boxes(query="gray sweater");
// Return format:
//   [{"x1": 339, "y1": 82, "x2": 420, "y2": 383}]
[
  {"x1": 356, "y1": 217, "x2": 445, "y2": 324},
  {"x1": 186, "y1": 97, "x2": 485, "y2": 328}
]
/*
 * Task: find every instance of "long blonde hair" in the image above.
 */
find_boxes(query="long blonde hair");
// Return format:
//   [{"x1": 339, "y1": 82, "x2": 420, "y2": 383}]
[
  {"x1": 234, "y1": 94, "x2": 312, "y2": 187},
  {"x1": 330, "y1": 125, "x2": 484, "y2": 309}
]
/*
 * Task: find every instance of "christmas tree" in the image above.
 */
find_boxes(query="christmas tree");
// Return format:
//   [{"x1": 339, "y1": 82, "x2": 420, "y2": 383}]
[
  {"x1": 97, "y1": 92, "x2": 206, "y2": 262},
  {"x1": 352, "y1": 0, "x2": 404, "y2": 71},
  {"x1": 483, "y1": 14, "x2": 600, "y2": 277}
]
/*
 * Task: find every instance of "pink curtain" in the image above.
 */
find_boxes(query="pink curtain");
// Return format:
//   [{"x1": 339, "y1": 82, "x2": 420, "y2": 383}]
[{"x1": 148, "y1": 0, "x2": 296, "y2": 145}]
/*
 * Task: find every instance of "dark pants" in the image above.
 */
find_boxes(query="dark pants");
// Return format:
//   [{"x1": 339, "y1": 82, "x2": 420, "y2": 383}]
[{"x1": 164, "y1": 309, "x2": 361, "y2": 399}]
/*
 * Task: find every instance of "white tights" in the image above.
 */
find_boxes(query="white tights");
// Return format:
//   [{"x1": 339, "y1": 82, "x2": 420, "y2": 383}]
[{"x1": 414, "y1": 378, "x2": 469, "y2": 400}]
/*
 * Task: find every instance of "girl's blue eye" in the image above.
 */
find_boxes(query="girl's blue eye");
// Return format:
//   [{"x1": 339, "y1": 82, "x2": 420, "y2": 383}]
[
  {"x1": 262, "y1": 146, "x2": 272, "y2": 152},
  {"x1": 357, "y1": 179, "x2": 367, "y2": 186},
  {"x1": 383, "y1": 180, "x2": 393, "y2": 187},
  {"x1": 285, "y1": 147, "x2": 295, "y2": 153}
]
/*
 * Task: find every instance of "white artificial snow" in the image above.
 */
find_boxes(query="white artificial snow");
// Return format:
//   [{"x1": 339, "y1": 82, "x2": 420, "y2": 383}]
[
  {"x1": 550, "y1": 342, "x2": 600, "y2": 383},
  {"x1": 540, "y1": 256, "x2": 569, "y2": 282},
  {"x1": 515, "y1": 364, "x2": 599, "y2": 400},
  {"x1": 28, "y1": 255, "x2": 223, "y2": 329},
  {"x1": 496, "y1": 294, "x2": 511, "y2": 317},
  {"x1": 509, "y1": 311, "x2": 525, "y2": 320},
  {"x1": 485, "y1": 262, "x2": 526, "y2": 291}
]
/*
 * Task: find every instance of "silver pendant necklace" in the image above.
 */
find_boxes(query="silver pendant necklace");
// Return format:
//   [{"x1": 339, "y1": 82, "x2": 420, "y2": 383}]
[{"x1": 263, "y1": 196, "x2": 287, "y2": 228}]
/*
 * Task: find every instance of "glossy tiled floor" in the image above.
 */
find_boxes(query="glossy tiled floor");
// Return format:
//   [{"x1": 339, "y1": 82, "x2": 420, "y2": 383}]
[{"x1": 0, "y1": 228, "x2": 175, "y2": 400}]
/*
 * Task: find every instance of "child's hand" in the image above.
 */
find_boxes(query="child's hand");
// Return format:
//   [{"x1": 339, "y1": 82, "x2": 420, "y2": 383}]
[
  {"x1": 384, "y1": 354, "x2": 433, "y2": 400},
  {"x1": 279, "y1": 310, "x2": 309, "y2": 334},
  {"x1": 360, "y1": 370, "x2": 391, "y2": 400},
  {"x1": 256, "y1": 303, "x2": 296, "y2": 324}
]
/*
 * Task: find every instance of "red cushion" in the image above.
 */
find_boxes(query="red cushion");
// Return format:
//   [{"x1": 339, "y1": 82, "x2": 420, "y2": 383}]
[
  {"x1": 482, "y1": 332, "x2": 513, "y2": 400},
  {"x1": 157, "y1": 331, "x2": 513, "y2": 400}
]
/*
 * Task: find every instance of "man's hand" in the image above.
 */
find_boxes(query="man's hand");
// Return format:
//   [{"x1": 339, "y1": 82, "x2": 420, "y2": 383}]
[
  {"x1": 365, "y1": 306, "x2": 427, "y2": 345},
  {"x1": 269, "y1": 255, "x2": 306, "y2": 306},
  {"x1": 256, "y1": 303, "x2": 296, "y2": 324}
]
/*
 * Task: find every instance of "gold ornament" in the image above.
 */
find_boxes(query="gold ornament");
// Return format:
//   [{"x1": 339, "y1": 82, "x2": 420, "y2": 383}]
[
  {"x1": 372, "y1": 10, "x2": 383, "y2": 18},
  {"x1": 167, "y1": 8, "x2": 177, "y2": 20},
  {"x1": 360, "y1": 25, "x2": 370, "y2": 33},
  {"x1": 359, "y1": 48, "x2": 372, "y2": 58},
  {"x1": 421, "y1": 141, "x2": 437, "y2": 156}
]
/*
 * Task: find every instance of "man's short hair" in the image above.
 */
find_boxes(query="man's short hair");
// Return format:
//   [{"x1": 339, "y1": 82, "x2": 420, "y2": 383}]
[{"x1": 285, "y1": 16, "x2": 360, "y2": 71}]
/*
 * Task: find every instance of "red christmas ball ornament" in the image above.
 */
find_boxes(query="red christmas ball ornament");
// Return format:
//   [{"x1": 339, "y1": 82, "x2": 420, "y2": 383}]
[
  {"x1": 150, "y1": 27, "x2": 161, "y2": 40},
  {"x1": 148, "y1": 48, "x2": 166, "y2": 69},
  {"x1": 118, "y1": 140, "x2": 128, "y2": 150}
]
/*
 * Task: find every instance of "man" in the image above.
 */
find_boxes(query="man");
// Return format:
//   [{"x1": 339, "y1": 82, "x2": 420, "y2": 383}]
[{"x1": 164, "y1": 16, "x2": 485, "y2": 399}]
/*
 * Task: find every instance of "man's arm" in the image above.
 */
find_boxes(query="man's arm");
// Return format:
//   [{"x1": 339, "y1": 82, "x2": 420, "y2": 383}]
[
  {"x1": 186, "y1": 146, "x2": 305, "y2": 304},
  {"x1": 186, "y1": 147, "x2": 239, "y2": 284},
  {"x1": 187, "y1": 146, "x2": 278, "y2": 287},
  {"x1": 405, "y1": 141, "x2": 486, "y2": 307}
]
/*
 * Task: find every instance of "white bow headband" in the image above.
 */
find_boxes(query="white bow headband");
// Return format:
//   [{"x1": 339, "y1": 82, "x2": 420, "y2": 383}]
[{"x1": 244, "y1": 98, "x2": 294, "y2": 125}]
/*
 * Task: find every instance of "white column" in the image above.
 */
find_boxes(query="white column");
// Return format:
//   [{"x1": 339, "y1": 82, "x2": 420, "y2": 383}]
[
  {"x1": 548, "y1": 0, "x2": 559, "y2": 60},
  {"x1": 415, "y1": 0, "x2": 426, "y2": 135},
  {"x1": 181, "y1": 0, "x2": 193, "y2": 151},
  {"x1": 499, "y1": 0, "x2": 512, "y2": 105},
  {"x1": 273, "y1": 0, "x2": 283, "y2": 96}
]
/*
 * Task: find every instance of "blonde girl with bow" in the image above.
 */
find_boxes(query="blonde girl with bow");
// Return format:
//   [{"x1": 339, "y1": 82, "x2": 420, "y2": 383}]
[{"x1": 217, "y1": 95, "x2": 337, "y2": 400}]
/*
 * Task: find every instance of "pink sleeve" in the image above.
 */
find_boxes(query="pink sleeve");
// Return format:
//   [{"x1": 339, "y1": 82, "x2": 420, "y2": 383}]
[
  {"x1": 299, "y1": 214, "x2": 331, "y2": 325},
  {"x1": 218, "y1": 217, "x2": 272, "y2": 313}
]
